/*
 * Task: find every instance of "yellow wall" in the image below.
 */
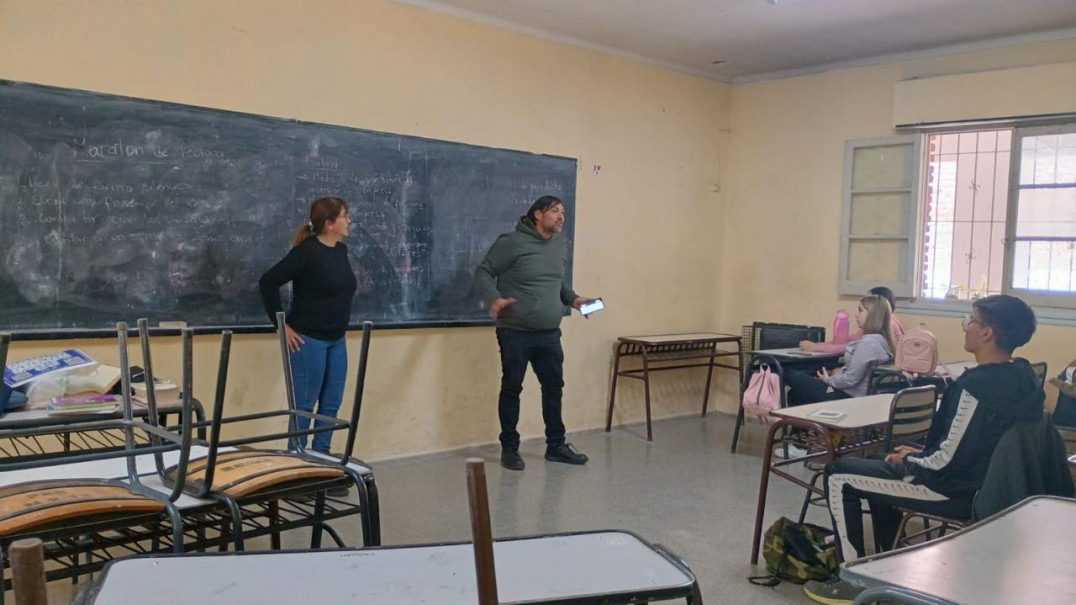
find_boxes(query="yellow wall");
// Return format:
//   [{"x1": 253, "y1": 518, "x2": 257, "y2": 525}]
[
  {"x1": 723, "y1": 38, "x2": 1076, "y2": 395},
  {"x1": 4, "y1": 0, "x2": 1075, "y2": 457},
  {"x1": 0, "y1": 0, "x2": 731, "y2": 458}
]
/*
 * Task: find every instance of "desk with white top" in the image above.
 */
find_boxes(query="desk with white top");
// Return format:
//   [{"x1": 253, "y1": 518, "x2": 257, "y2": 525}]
[
  {"x1": 843, "y1": 496, "x2": 1076, "y2": 605},
  {"x1": 606, "y1": 333, "x2": 743, "y2": 441},
  {"x1": 750, "y1": 394, "x2": 894, "y2": 565},
  {"x1": 731, "y1": 348, "x2": 845, "y2": 453},
  {"x1": 81, "y1": 530, "x2": 702, "y2": 605},
  {"x1": 868, "y1": 360, "x2": 977, "y2": 395},
  {"x1": 0, "y1": 400, "x2": 206, "y2": 462}
]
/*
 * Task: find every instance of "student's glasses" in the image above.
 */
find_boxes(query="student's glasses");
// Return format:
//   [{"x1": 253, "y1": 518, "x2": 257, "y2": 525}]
[{"x1": 961, "y1": 314, "x2": 982, "y2": 331}]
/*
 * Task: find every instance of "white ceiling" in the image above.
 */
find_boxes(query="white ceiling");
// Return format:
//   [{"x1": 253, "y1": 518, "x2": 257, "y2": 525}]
[{"x1": 391, "y1": 0, "x2": 1076, "y2": 82}]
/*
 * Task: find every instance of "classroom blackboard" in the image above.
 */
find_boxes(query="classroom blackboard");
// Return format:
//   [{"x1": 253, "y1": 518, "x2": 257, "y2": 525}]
[{"x1": 0, "y1": 80, "x2": 577, "y2": 338}]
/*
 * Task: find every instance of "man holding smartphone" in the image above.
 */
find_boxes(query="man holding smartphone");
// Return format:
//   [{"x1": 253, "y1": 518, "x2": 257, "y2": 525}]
[{"x1": 475, "y1": 195, "x2": 597, "y2": 471}]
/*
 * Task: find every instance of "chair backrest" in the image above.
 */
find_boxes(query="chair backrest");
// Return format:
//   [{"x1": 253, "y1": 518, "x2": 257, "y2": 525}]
[
  {"x1": 1057, "y1": 424, "x2": 1076, "y2": 454},
  {"x1": 1030, "y1": 361, "x2": 1048, "y2": 388},
  {"x1": 869, "y1": 371, "x2": 911, "y2": 396},
  {"x1": 750, "y1": 322, "x2": 825, "y2": 351},
  {"x1": 161, "y1": 313, "x2": 374, "y2": 497},
  {"x1": 465, "y1": 459, "x2": 499, "y2": 605},
  {"x1": 883, "y1": 385, "x2": 937, "y2": 451}
]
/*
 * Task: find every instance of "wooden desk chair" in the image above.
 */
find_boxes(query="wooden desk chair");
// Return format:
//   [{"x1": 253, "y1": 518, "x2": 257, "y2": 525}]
[
  {"x1": 893, "y1": 412, "x2": 1074, "y2": 550},
  {"x1": 158, "y1": 314, "x2": 378, "y2": 551},
  {"x1": 0, "y1": 325, "x2": 194, "y2": 604},
  {"x1": 1030, "y1": 361, "x2": 1049, "y2": 388},
  {"x1": 735, "y1": 322, "x2": 828, "y2": 453}
]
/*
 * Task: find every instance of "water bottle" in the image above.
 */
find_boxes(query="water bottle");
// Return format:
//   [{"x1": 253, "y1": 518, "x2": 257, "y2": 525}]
[{"x1": 833, "y1": 310, "x2": 850, "y2": 345}]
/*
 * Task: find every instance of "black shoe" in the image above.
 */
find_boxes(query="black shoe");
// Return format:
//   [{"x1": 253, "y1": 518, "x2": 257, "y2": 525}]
[
  {"x1": 545, "y1": 443, "x2": 588, "y2": 465},
  {"x1": 500, "y1": 449, "x2": 525, "y2": 471}
]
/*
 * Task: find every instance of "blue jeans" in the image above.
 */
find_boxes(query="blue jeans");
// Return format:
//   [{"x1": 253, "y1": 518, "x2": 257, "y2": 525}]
[{"x1": 289, "y1": 334, "x2": 348, "y2": 453}]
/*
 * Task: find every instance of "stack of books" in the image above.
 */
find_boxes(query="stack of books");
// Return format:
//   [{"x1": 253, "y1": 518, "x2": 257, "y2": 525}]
[
  {"x1": 47, "y1": 393, "x2": 120, "y2": 416},
  {"x1": 132, "y1": 378, "x2": 180, "y2": 406}
]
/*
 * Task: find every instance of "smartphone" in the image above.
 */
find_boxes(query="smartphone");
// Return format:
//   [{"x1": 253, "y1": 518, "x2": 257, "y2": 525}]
[{"x1": 579, "y1": 298, "x2": 605, "y2": 318}]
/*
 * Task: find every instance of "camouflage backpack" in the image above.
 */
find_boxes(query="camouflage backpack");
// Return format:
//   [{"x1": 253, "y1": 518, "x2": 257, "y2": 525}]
[{"x1": 748, "y1": 517, "x2": 838, "y2": 586}]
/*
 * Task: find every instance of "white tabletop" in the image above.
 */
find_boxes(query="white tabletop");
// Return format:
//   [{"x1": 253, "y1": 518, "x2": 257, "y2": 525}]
[
  {"x1": 873, "y1": 360, "x2": 977, "y2": 378},
  {"x1": 770, "y1": 394, "x2": 893, "y2": 430},
  {"x1": 750, "y1": 348, "x2": 842, "y2": 359},
  {"x1": 0, "y1": 401, "x2": 187, "y2": 428},
  {"x1": 620, "y1": 332, "x2": 738, "y2": 343},
  {"x1": 843, "y1": 496, "x2": 1076, "y2": 605},
  {"x1": 89, "y1": 531, "x2": 695, "y2": 605}
]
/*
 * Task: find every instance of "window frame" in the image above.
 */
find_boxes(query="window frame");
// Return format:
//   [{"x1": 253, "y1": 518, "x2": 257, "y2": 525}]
[
  {"x1": 1002, "y1": 122, "x2": 1076, "y2": 309},
  {"x1": 838, "y1": 135, "x2": 922, "y2": 298}
]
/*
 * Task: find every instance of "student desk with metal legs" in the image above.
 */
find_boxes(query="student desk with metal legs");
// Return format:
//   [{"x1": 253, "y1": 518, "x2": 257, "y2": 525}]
[
  {"x1": 750, "y1": 394, "x2": 892, "y2": 565},
  {"x1": 0, "y1": 400, "x2": 207, "y2": 462},
  {"x1": 842, "y1": 496, "x2": 1076, "y2": 605},
  {"x1": 81, "y1": 530, "x2": 702, "y2": 605},
  {"x1": 605, "y1": 333, "x2": 743, "y2": 441},
  {"x1": 731, "y1": 348, "x2": 843, "y2": 453}
]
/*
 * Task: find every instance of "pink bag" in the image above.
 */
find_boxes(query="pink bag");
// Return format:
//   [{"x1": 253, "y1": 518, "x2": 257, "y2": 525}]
[
  {"x1": 742, "y1": 364, "x2": 781, "y2": 421},
  {"x1": 832, "y1": 310, "x2": 850, "y2": 345},
  {"x1": 895, "y1": 325, "x2": 939, "y2": 375}
]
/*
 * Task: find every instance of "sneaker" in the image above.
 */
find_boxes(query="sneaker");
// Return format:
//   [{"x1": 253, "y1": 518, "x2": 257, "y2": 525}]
[
  {"x1": 545, "y1": 443, "x2": 588, "y2": 465},
  {"x1": 803, "y1": 579, "x2": 865, "y2": 605},
  {"x1": 774, "y1": 444, "x2": 808, "y2": 459},
  {"x1": 501, "y1": 449, "x2": 525, "y2": 471}
]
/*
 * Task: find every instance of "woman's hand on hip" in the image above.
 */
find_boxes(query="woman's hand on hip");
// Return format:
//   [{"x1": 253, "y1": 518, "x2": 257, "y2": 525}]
[{"x1": 285, "y1": 325, "x2": 305, "y2": 353}]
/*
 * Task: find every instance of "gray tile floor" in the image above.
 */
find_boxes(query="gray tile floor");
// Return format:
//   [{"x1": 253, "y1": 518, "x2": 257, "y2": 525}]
[
  {"x1": 366, "y1": 413, "x2": 823, "y2": 604},
  {"x1": 53, "y1": 413, "x2": 822, "y2": 604}
]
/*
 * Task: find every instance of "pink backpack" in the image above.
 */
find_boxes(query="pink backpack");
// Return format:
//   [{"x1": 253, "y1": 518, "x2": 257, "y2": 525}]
[
  {"x1": 742, "y1": 364, "x2": 781, "y2": 421},
  {"x1": 895, "y1": 325, "x2": 939, "y2": 375}
]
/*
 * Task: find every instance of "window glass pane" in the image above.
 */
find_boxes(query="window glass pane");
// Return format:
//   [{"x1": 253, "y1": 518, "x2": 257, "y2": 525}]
[
  {"x1": 969, "y1": 222, "x2": 993, "y2": 298},
  {"x1": 923, "y1": 221, "x2": 954, "y2": 299},
  {"x1": 1048, "y1": 242, "x2": 1074, "y2": 291},
  {"x1": 849, "y1": 240, "x2": 905, "y2": 282},
  {"x1": 988, "y1": 223, "x2": 1005, "y2": 297},
  {"x1": 954, "y1": 154, "x2": 976, "y2": 222},
  {"x1": 852, "y1": 145, "x2": 911, "y2": 189},
  {"x1": 993, "y1": 150, "x2": 1010, "y2": 222},
  {"x1": 1027, "y1": 240, "x2": 1052, "y2": 290},
  {"x1": 1015, "y1": 187, "x2": 1076, "y2": 237},
  {"x1": 998, "y1": 130, "x2": 1012, "y2": 152},
  {"x1": 1058, "y1": 141, "x2": 1076, "y2": 185},
  {"x1": 940, "y1": 133, "x2": 959, "y2": 155},
  {"x1": 1012, "y1": 241, "x2": 1031, "y2": 289},
  {"x1": 850, "y1": 193, "x2": 908, "y2": 236},
  {"x1": 1020, "y1": 137, "x2": 1036, "y2": 185},
  {"x1": 1034, "y1": 135, "x2": 1059, "y2": 184},
  {"x1": 950, "y1": 221, "x2": 972, "y2": 296},
  {"x1": 919, "y1": 129, "x2": 1010, "y2": 300},
  {"x1": 972, "y1": 153, "x2": 997, "y2": 222}
]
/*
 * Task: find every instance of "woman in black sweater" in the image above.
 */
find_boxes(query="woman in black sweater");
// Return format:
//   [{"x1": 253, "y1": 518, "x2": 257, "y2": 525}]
[{"x1": 259, "y1": 197, "x2": 357, "y2": 454}]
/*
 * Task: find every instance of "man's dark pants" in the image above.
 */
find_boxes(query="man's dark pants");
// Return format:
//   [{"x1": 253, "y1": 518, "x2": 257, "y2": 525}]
[{"x1": 496, "y1": 327, "x2": 566, "y2": 450}]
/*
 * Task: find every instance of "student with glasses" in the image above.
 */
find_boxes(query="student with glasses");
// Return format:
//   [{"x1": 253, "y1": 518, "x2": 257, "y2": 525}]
[{"x1": 804, "y1": 295, "x2": 1043, "y2": 605}]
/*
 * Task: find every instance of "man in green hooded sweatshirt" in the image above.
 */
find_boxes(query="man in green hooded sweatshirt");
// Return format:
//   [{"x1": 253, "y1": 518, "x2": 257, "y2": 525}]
[{"x1": 475, "y1": 195, "x2": 596, "y2": 471}]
